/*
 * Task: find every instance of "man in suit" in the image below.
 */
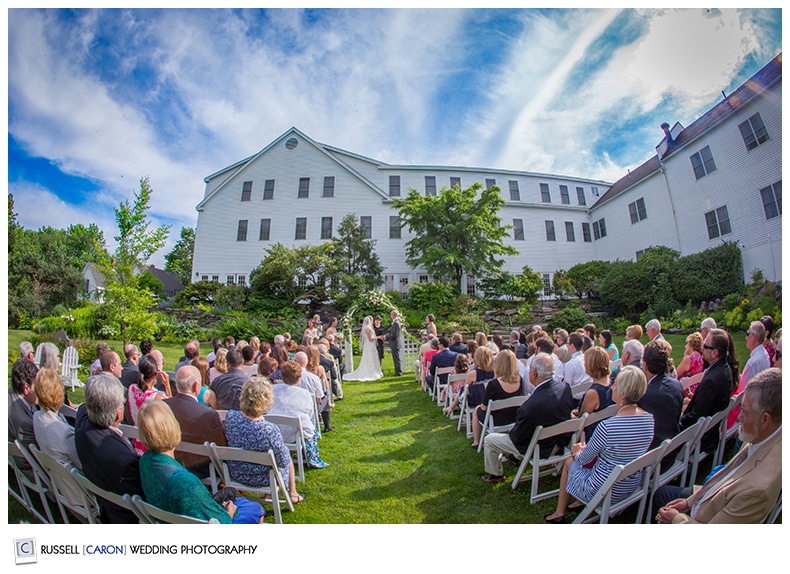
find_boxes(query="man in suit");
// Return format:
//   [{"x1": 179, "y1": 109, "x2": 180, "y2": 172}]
[
  {"x1": 9, "y1": 358, "x2": 40, "y2": 479},
  {"x1": 119, "y1": 344, "x2": 140, "y2": 389},
  {"x1": 481, "y1": 353, "x2": 574, "y2": 483},
  {"x1": 680, "y1": 328, "x2": 734, "y2": 452},
  {"x1": 654, "y1": 368, "x2": 781, "y2": 524},
  {"x1": 638, "y1": 340, "x2": 683, "y2": 449},
  {"x1": 610, "y1": 339, "x2": 643, "y2": 384},
  {"x1": 317, "y1": 342, "x2": 342, "y2": 400},
  {"x1": 449, "y1": 332, "x2": 467, "y2": 354},
  {"x1": 509, "y1": 331, "x2": 527, "y2": 360},
  {"x1": 164, "y1": 365, "x2": 227, "y2": 479},
  {"x1": 210, "y1": 349, "x2": 247, "y2": 410},
  {"x1": 384, "y1": 309, "x2": 404, "y2": 376},
  {"x1": 645, "y1": 319, "x2": 664, "y2": 341},
  {"x1": 175, "y1": 339, "x2": 200, "y2": 371},
  {"x1": 74, "y1": 372, "x2": 144, "y2": 523},
  {"x1": 426, "y1": 336, "x2": 457, "y2": 392}
]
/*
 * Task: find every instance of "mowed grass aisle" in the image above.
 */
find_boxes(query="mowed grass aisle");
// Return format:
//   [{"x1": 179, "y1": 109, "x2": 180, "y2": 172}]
[{"x1": 286, "y1": 357, "x2": 559, "y2": 524}]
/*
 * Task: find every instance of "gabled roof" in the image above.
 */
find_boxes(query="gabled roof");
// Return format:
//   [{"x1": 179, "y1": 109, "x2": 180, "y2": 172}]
[
  {"x1": 197, "y1": 127, "x2": 391, "y2": 211},
  {"x1": 82, "y1": 262, "x2": 106, "y2": 287},
  {"x1": 144, "y1": 266, "x2": 184, "y2": 296},
  {"x1": 594, "y1": 53, "x2": 782, "y2": 207}
]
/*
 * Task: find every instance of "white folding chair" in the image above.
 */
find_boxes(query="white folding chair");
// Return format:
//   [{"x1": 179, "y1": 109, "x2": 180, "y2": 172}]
[
  {"x1": 716, "y1": 392, "x2": 744, "y2": 466},
  {"x1": 207, "y1": 444, "x2": 293, "y2": 524},
  {"x1": 70, "y1": 467, "x2": 146, "y2": 524},
  {"x1": 29, "y1": 445, "x2": 99, "y2": 524},
  {"x1": 609, "y1": 359, "x2": 622, "y2": 370},
  {"x1": 458, "y1": 379, "x2": 491, "y2": 437},
  {"x1": 421, "y1": 361, "x2": 431, "y2": 393},
  {"x1": 130, "y1": 494, "x2": 220, "y2": 524},
  {"x1": 60, "y1": 346, "x2": 83, "y2": 392},
  {"x1": 432, "y1": 366, "x2": 454, "y2": 404},
  {"x1": 477, "y1": 394, "x2": 530, "y2": 452},
  {"x1": 645, "y1": 418, "x2": 707, "y2": 522},
  {"x1": 511, "y1": 415, "x2": 588, "y2": 504},
  {"x1": 687, "y1": 396, "x2": 737, "y2": 486},
  {"x1": 570, "y1": 380, "x2": 593, "y2": 400},
  {"x1": 34, "y1": 344, "x2": 43, "y2": 367},
  {"x1": 573, "y1": 440, "x2": 669, "y2": 524},
  {"x1": 174, "y1": 440, "x2": 221, "y2": 493},
  {"x1": 119, "y1": 423, "x2": 140, "y2": 441},
  {"x1": 9, "y1": 440, "x2": 56, "y2": 524},
  {"x1": 263, "y1": 414, "x2": 307, "y2": 483},
  {"x1": 445, "y1": 373, "x2": 467, "y2": 419},
  {"x1": 580, "y1": 404, "x2": 619, "y2": 439}
]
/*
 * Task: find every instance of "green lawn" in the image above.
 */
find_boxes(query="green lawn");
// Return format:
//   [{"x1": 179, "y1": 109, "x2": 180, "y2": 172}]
[{"x1": 8, "y1": 329, "x2": 736, "y2": 524}]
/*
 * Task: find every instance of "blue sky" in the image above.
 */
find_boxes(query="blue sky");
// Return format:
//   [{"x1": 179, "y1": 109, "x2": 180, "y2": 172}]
[{"x1": 6, "y1": 7, "x2": 782, "y2": 266}]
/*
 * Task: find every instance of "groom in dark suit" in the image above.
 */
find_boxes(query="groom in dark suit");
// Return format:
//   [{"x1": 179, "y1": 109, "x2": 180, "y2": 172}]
[{"x1": 384, "y1": 310, "x2": 404, "y2": 376}]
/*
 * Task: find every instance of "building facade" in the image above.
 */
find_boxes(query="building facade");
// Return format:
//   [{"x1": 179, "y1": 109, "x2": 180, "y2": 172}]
[{"x1": 192, "y1": 55, "x2": 782, "y2": 294}]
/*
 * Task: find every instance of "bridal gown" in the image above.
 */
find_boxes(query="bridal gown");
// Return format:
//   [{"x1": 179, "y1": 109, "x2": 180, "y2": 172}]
[{"x1": 343, "y1": 327, "x2": 383, "y2": 381}]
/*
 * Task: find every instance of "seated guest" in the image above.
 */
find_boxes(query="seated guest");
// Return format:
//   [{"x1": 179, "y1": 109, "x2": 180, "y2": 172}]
[
  {"x1": 223, "y1": 377, "x2": 304, "y2": 505},
  {"x1": 137, "y1": 401, "x2": 232, "y2": 523},
  {"x1": 544, "y1": 366, "x2": 654, "y2": 522},
  {"x1": 426, "y1": 336, "x2": 457, "y2": 392},
  {"x1": 528, "y1": 337, "x2": 565, "y2": 385},
  {"x1": 210, "y1": 349, "x2": 247, "y2": 411},
  {"x1": 638, "y1": 340, "x2": 683, "y2": 450},
  {"x1": 241, "y1": 345, "x2": 259, "y2": 377},
  {"x1": 728, "y1": 321, "x2": 771, "y2": 430},
  {"x1": 440, "y1": 353, "x2": 469, "y2": 404},
  {"x1": 90, "y1": 342, "x2": 111, "y2": 376},
  {"x1": 654, "y1": 368, "x2": 781, "y2": 524},
  {"x1": 9, "y1": 358, "x2": 40, "y2": 479},
  {"x1": 249, "y1": 336, "x2": 262, "y2": 361},
  {"x1": 269, "y1": 361, "x2": 328, "y2": 469},
  {"x1": 164, "y1": 365, "x2": 226, "y2": 478},
  {"x1": 33, "y1": 367, "x2": 82, "y2": 470},
  {"x1": 449, "y1": 332, "x2": 467, "y2": 354},
  {"x1": 760, "y1": 315, "x2": 776, "y2": 365},
  {"x1": 206, "y1": 338, "x2": 223, "y2": 366},
  {"x1": 17, "y1": 341, "x2": 36, "y2": 365},
  {"x1": 423, "y1": 337, "x2": 440, "y2": 371},
  {"x1": 599, "y1": 329, "x2": 618, "y2": 362},
  {"x1": 209, "y1": 348, "x2": 228, "y2": 383},
  {"x1": 191, "y1": 357, "x2": 218, "y2": 409},
  {"x1": 127, "y1": 356, "x2": 172, "y2": 452},
  {"x1": 680, "y1": 328, "x2": 737, "y2": 453},
  {"x1": 610, "y1": 339, "x2": 643, "y2": 385},
  {"x1": 573, "y1": 347, "x2": 614, "y2": 440},
  {"x1": 120, "y1": 344, "x2": 141, "y2": 390},
  {"x1": 584, "y1": 323, "x2": 597, "y2": 342},
  {"x1": 37, "y1": 342, "x2": 60, "y2": 371},
  {"x1": 443, "y1": 346, "x2": 495, "y2": 416},
  {"x1": 269, "y1": 345, "x2": 290, "y2": 381},
  {"x1": 470, "y1": 350, "x2": 526, "y2": 449},
  {"x1": 676, "y1": 332, "x2": 704, "y2": 395},
  {"x1": 481, "y1": 353, "x2": 574, "y2": 484},
  {"x1": 317, "y1": 343, "x2": 342, "y2": 399},
  {"x1": 175, "y1": 339, "x2": 200, "y2": 371},
  {"x1": 258, "y1": 357, "x2": 279, "y2": 379},
  {"x1": 75, "y1": 372, "x2": 144, "y2": 523},
  {"x1": 563, "y1": 332, "x2": 591, "y2": 389},
  {"x1": 625, "y1": 325, "x2": 643, "y2": 341}
]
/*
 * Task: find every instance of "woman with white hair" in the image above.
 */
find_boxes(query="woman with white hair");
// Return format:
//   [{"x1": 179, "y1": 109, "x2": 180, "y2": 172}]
[{"x1": 544, "y1": 366, "x2": 655, "y2": 523}]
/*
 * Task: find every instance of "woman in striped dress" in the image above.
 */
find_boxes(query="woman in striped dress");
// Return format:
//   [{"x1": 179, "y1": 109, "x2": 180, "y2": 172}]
[{"x1": 544, "y1": 366, "x2": 654, "y2": 523}]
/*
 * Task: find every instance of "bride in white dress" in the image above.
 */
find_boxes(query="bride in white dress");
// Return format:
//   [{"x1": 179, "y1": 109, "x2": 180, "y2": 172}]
[{"x1": 343, "y1": 316, "x2": 384, "y2": 382}]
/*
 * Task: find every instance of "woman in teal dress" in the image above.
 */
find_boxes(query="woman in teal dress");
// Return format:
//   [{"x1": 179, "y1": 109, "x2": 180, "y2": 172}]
[
  {"x1": 137, "y1": 401, "x2": 232, "y2": 523},
  {"x1": 599, "y1": 330, "x2": 619, "y2": 362}
]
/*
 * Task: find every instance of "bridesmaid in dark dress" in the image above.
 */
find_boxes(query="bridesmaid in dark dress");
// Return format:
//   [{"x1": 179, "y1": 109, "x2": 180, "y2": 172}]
[{"x1": 373, "y1": 315, "x2": 386, "y2": 365}]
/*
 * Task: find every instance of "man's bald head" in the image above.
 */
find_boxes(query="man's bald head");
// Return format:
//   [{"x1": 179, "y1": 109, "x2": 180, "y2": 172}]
[{"x1": 176, "y1": 365, "x2": 202, "y2": 394}]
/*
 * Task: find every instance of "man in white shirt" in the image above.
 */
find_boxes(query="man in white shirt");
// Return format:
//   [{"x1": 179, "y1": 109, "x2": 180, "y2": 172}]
[
  {"x1": 739, "y1": 321, "x2": 771, "y2": 390},
  {"x1": 563, "y1": 332, "x2": 590, "y2": 389}
]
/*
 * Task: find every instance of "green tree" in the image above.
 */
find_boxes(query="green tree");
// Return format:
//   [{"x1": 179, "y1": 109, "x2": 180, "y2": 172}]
[
  {"x1": 551, "y1": 269, "x2": 574, "y2": 301},
  {"x1": 328, "y1": 214, "x2": 384, "y2": 309},
  {"x1": 479, "y1": 266, "x2": 543, "y2": 304},
  {"x1": 97, "y1": 176, "x2": 170, "y2": 343},
  {"x1": 393, "y1": 182, "x2": 517, "y2": 291},
  {"x1": 164, "y1": 226, "x2": 195, "y2": 285},
  {"x1": 249, "y1": 242, "x2": 335, "y2": 307},
  {"x1": 565, "y1": 260, "x2": 610, "y2": 299}
]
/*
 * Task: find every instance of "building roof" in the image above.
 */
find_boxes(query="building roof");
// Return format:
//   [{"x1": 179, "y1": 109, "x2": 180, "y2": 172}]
[
  {"x1": 595, "y1": 53, "x2": 782, "y2": 207},
  {"x1": 144, "y1": 265, "x2": 184, "y2": 296}
]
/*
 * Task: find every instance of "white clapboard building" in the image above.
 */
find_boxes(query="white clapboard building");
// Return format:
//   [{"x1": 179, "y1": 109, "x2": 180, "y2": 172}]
[{"x1": 192, "y1": 54, "x2": 781, "y2": 294}]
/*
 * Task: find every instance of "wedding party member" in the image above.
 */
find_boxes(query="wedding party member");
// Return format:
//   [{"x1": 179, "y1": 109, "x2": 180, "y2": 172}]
[
  {"x1": 343, "y1": 316, "x2": 383, "y2": 381},
  {"x1": 384, "y1": 310, "x2": 405, "y2": 376},
  {"x1": 373, "y1": 315, "x2": 386, "y2": 364}
]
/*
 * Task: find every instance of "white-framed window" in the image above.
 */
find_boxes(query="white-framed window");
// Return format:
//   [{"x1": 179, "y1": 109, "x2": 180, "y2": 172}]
[
  {"x1": 237, "y1": 275, "x2": 246, "y2": 286},
  {"x1": 540, "y1": 183, "x2": 551, "y2": 203},
  {"x1": 509, "y1": 180, "x2": 520, "y2": 201},
  {"x1": 576, "y1": 186, "x2": 586, "y2": 205},
  {"x1": 705, "y1": 206, "x2": 732, "y2": 239},
  {"x1": 564, "y1": 221, "x2": 575, "y2": 242},
  {"x1": 263, "y1": 179, "x2": 275, "y2": 200},
  {"x1": 628, "y1": 197, "x2": 648, "y2": 224},
  {"x1": 542, "y1": 273, "x2": 551, "y2": 296},
  {"x1": 636, "y1": 248, "x2": 651, "y2": 260},
  {"x1": 295, "y1": 217, "x2": 307, "y2": 240},
  {"x1": 241, "y1": 180, "x2": 252, "y2": 201},
  {"x1": 545, "y1": 220, "x2": 556, "y2": 242},
  {"x1": 201, "y1": 275, "x2": 208, "y2": 282},
  {"x1": 384, "y1": 274, "x2": 394, "y2": 292},
  {"x1": 760, "y1": 181, "x2": 781, "y2": 220},
  {"x1": 485, "y1": 178, "x2": 496, "y2": 190},
  {"x1": 360, "y1": 216, "x2": 372, "y2": 239},
  {"x1": 399, "y1": 275, "x2": 409, "y2": 296},
  {"x1": 738, "y1": 113, "x2": 769, "y2": 151},
  {"x1": 211, "y1": 275, "x2": 219, "y2": 282},
  {"x1": 450, "y1": 177, "x2": 461, "y2": 189},
  {"x1": 389, "y1": 175, "x2": 401, "y2": 197},
  {"x1": 321, "y1": 216, "x2": 333, "y2": 240},
  {"x1": 389, "y1": 216, "x2": 401, "y2": 239},
  {"x1": 581, "y1": 222, "x2": 592, "y2": 242},
  {"x1": 690, "y1": 145, "x2": 717, "y2": 180},
  {"x1": 513, "y1": 218, "x2": 525, "y2": 241},
  {"x1": 591, "y1": 186, "x2": 599, "y2": 197},
  {"x1": 322, "y1": 176, "x2": 335, "y2": 197},
  {"x1": 593, "y1": 218, "x2": 607, "y2": 240},
  {"x1": 418, "y1": 274, "x2": 429, "y2": 283},
  {"x1": 259, "y1": 218, "x2": 271, "y2": 241},
  {"x1": 425, "y1": 176, "x2": 437, "y2": 196},
  {"x1": 466, "y1": 275, "x2": 476, "y2": 296},
  {"x1": 298, "y1": 177, "x2": 310, "y2": 198},
  {"x1": 236, "y1": 220, "x2": 248, "y2": 241},
  {"x1": 297, "y1": 276, "x2": 308, "y2": 290},
  {"x1": 560, "y1": 185, "x2": 570, "y2": 204},
  {"x1": 226, "y1": 275, "x2": 235, "y2": 285}
]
